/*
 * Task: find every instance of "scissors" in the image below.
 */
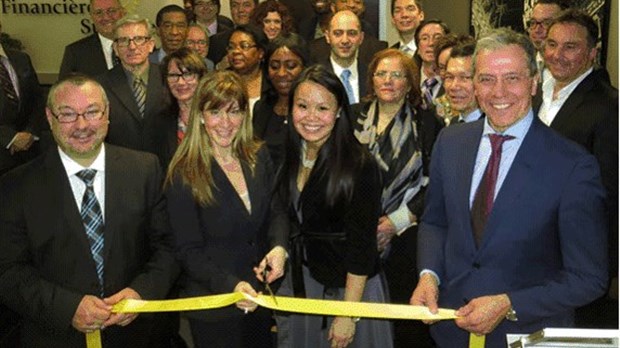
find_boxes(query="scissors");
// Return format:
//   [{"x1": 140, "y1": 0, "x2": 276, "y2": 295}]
[{"x1": 262, "y1": 265, "x2": 278, "y2": 306}]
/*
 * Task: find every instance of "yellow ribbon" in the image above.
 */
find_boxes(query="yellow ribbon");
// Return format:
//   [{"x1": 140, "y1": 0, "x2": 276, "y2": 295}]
[{"x1": 85, "y1": 292, "x2": 485, "y2": 348}]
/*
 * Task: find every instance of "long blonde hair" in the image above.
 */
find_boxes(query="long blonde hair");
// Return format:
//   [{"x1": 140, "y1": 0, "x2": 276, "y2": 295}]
[{"x1": 165, "y1": 70, "x2": 261, "y2": 206}]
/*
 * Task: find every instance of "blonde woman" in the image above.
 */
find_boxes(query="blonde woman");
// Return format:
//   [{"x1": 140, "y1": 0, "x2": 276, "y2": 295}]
[{"x1": 165, "y1": 71, "x2": 288, "y2": 348}]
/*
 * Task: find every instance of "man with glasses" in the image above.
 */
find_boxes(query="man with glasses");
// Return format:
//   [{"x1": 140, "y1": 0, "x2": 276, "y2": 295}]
[
  {"x1": 98, "y1": 16, "x2": 171, "y2": 153},
  {"x1": 186, "y1": 24, "x2": 214, "y2": 70},
  {"x1": 59, "y1": 0, "x2": 126, "y2": 79},
  {"x1": 192, "y1": 0, "x2": 233, "y2": 37},
  {"x1": 150, "y1": 5, "x2": 189, "y2": 64},
  {"x1": 524, "y1": 0, "x2": 570, "y2": 80},
  {"x1": 0, "y1": 74, "x2": 178, "y2": 348}
]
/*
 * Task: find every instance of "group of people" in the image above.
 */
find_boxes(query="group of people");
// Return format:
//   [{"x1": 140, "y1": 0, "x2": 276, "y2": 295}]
[{"x1": 0, "y1": 0, "x2": 617, "y2": 348}]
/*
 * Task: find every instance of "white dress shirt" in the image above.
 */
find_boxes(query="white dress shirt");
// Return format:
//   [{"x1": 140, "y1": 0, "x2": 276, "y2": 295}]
[{"x1": 539, "y1": 67, "x2": 592, "y2": 126}]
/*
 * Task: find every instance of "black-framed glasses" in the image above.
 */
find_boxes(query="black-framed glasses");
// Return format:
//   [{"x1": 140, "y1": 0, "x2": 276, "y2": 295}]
[
  {"x1": 373, "y1": 70, "x2": 406, "y2": 80},
  {"x1": 114, "y1": 36, "x2": 151, "y2": 47},
  {"x1": 226, "y1": 42, "x2": 257, "y2": 52},
  {"x1": 51, "y1": 106, "x2": 107, "y2": 123},
  {"x1": 186, "y1": 39, "x2": 208, "y2": 46},
  {"x1": 91, "y1": 7, "x2": 121, "y2": 17},
  {"x1": 166, "y1": 71, "x2": 198, "y2": 83},
  {"x1": 527, "y1": 19, "x2": 553, "y2": 29}
]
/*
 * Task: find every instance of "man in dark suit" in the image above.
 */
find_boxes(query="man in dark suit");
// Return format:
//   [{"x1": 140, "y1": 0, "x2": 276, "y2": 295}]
[
  {"x1": 537, "y1": 9, "x2": 618, "y2": 328},
  {"x1": 98, "y1": 16, "x2": 171, "y2": 152},
  {"x1": 390, "y1": 0, "x2": 423, "y2": 64},
  {"x1": 150, "y1": 5, "x2": 189, "y2": 64},
  {"x1": 410, "y1": 28, "x2": 608, "y2": 347},
  {"x1": 192, "y1": 0, "x2": 234, "y2": 36},
  {"x1": 207, "y1": 0, "x2": 258, "y2": 65},
  {"x1": 59, "y1": 0, "x2": 126, "y2": 79},
  {"x1": 0, "y1": 21, "x2": 46, "y2": 175},
  {"x1": 312, "y1": 10, "x2": 385, "y2": 104},
  {"x1": 297, "y1": 0, "x2": 332, "y2": 42},
  {"x1": 0, "y1": 74, "x2": 178, "y2": 348}
]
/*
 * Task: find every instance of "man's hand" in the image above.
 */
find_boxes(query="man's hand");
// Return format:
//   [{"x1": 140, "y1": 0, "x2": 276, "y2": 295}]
[
  {"x1": 410, "y1": 273, "x2": 439, "y2": 324},
  {"x1": 328, "y1": 316, "x2": 356, "y2": 348},
  {"x1": 71, "y1": 295, "x2": 112, "y2": 333},
  {"x1": 102, "y1": 287, "x2": 141, "y2": 328},
  {"x1": 455, "y1": 294, "x2": 511, "y2": 335},
  {"x1": 376, "y1": 216, "x2": 396, "y2": 252},
  {"x1": 254, "y1": 246, "x2": 287, "y2": 283},
  {"x1": 9, "y1": 132, "x2": 35, "y2": 154}
]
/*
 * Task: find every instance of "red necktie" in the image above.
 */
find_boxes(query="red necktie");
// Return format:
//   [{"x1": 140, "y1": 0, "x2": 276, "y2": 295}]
[{"x1": 471, "y1": 134, "x2": 514, "y2": 247}]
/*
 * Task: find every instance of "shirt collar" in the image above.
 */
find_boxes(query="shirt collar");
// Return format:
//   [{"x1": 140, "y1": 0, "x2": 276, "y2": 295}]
[
  {"x1": 0, "y1": 43, "x2": 7, "y2": 58},
  {"x1": 58, "y1": 144, "x2": 106, "y2": 177},
  {"x1": 330, "y1": 56, "x2": 359, "y2": 79},
  {"x1": 482, "y1": 108, "x2": 534, "y2": 140},
  {"x1": 461, "y1": 108, "x2": 482, "y2": 123},
  {"x1": 545, "y1": 67, "x2": 593, "y2": 100}
]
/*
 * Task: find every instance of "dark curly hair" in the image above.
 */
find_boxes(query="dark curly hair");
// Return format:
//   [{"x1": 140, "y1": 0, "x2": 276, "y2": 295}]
[{"x1": 250, "y1": 0, "x2": 296, "y2": 39}]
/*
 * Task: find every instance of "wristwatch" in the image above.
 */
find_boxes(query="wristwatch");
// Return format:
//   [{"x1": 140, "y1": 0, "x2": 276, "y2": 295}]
[{"x1": 505, "y1": 307, "x2": 518, "y2": 322}]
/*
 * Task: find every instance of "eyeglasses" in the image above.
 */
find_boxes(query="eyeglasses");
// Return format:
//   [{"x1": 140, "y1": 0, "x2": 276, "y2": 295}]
[
  {"x1": 226, "y1": 42, "x2": 257, "y2": 52},
  {"x1": 195, "y1": 1, "x2": 216, "y2": 8},
  {"x1": 51, "y1": 106, "x2": 107, "y2": 123},
  {"x1": 373, "y1": 70, "x2": 406, "y2": 80},
  {"x1": 186, "y1": 39, "x2": 208, "y2": 46},
  {"x1": 166, "y1": 71, "x2": 198, "y2": 83},
  {"x1": 91, "y1": 7, "x2": 122, "y2": 17},
  {"x1": 527, "y1": 19, "x2": 553, "y2": 29},
  {"x1": 114, "y1": 36, "x2": 151, "y2": 47}
]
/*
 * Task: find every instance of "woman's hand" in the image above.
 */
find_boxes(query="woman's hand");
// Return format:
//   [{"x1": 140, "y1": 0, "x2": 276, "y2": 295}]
[
  {"x1": 234, "y1": 281, "x2": 259, "y2": 313},
  {"x1": 328, "y1": 316, "x2": 356, "y2": 348},
  {"x1": 254, "y1": 246, "x2": 287, "y2": 283}
]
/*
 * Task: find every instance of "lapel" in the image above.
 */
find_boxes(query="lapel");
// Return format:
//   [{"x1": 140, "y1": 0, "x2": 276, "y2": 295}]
[
  {"x1": 455, "y1": 120, "x2": 485, "y2": 252},
  {"x1": 478, "y1": 118, "x2": 542, "y2": 249},
  {"x1": 42, "y1": 149, "x2": 100, "y2": 263},
  {"x1": 144, "y1": 64, "x2": 167, "y2": 120},
  {"x1": 89, "y1": 34, "x2": 109, "y2": 73},
  {"x1": 106, "y1": 65, "x2": 142, "y2": 121},
  {"x1": 103, "y1": 145, "x2": 121, "y2": 263},
  {"x1": 549, "y1": 71, "x2": 596, "y2": 131},
  {"x1": 357, "y1": 58, "x2": 367, "y2": 98}
]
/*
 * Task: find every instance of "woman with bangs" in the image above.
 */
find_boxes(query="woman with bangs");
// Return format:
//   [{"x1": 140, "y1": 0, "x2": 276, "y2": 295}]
[
  {"x1": 147, "y1": 47, "x2": 207, "y2": 168},
  {"x1": 165, "y1": 71, "x2": 288, "y2": 348},
  {"x1": 249, "y1": 0, "x2": 296, "y2": 41}
]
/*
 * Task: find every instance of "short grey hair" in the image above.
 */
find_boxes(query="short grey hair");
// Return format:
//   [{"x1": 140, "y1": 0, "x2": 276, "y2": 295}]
[
  {"x1": 187, "y1": 23, "x2": 210, "y2": 44},
  {"x1": 113, "y1": 15, "x2": 155, "y2": 38},
  {"x1": 473, "y1": 27, "x2": 538, "y2": 77}
]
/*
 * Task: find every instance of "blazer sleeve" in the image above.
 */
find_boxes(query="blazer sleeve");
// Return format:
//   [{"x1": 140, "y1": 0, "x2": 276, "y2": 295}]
[
  {"x1": 507, "y1": 153, "x2": 608, "y2": 322},
  {"x1": 262, "y1": 148, "x2": 289, "y2": 250}
]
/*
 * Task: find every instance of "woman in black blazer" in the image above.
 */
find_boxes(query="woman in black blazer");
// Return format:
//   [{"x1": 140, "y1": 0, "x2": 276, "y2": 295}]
[
  {"x1": 165, "y1": 71, "x2": 288, "y2": 348},
  {"x1": 277, "y1": 65, "x2": 393, "y2": 348}
]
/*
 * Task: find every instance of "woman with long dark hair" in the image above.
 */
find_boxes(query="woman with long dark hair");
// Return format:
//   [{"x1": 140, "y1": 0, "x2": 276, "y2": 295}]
[{"x1": 277, "y1": 64, "x2": 393, "y2": 348}]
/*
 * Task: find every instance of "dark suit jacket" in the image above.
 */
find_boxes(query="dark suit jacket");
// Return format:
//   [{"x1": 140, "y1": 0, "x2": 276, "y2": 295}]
[
  {"x1": 59, "y1": 34, "x2": 109, "y2": 79},
  {"x1": 207, "y1": 28, "x2": 233, "y2": 65},
  {"x1": 419, "y1": 116, "x2": 608, "y2": 347},
  {"x1": 390, "y1": 41, "x2": 422, "y2": 68},
  {"x1": 0, "y1": 49, "x2": 46, "y2": 174},
  {"x1": 534, "y1": 68, "x2": 619, "y2": 272},
  {"x1": 97, "y1": 64, "x2": 172, "y2": 152},
  {"x1": 165, "y1": 146, "x2": 287, "y2": 321},
  {"x1": 0, "y1": 145, "x2": 178, "y2": 348},
  {"x1": 311, "y1": 36, "x2": 387, "y2": 102}
]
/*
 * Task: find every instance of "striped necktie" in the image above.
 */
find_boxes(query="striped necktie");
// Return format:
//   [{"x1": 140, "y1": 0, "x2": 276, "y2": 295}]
[
  {"x1": 132, "y1": 76, "x2": 146, "y2": 117},
  {"x1": 76, "y1": 169, "x2": 105, "y2": 294},
  {"x1": 0, "y1": 57, "x2": 18, "y2": 106}
]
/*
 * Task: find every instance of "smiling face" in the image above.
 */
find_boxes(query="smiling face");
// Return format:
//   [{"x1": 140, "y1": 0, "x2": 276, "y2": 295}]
[
  {"x1": 444, "y1": 56, "x2": 477, "y2": 115},
  {"x1": 230, "y1": 0, "x2": 255, "y2": 25},
  {"x1": 391, "y1": 0, "x2": 424, "y2": 36},
  {"x1": 373, "y1": 57, "x2": 410, "y2": 104},
  {"x1": 325, "y1": 10, "x2": 364, "y2": 64},
  {"x1": 90, "y1": 0, "x2": 125, "y2": 39},
  {"x1": 544, "y1": 22, "x2": 596, "y2": 88},
  {"x1": 167, "y1": 59, "x2": 199, "y2": 104},
  {"x1": 474, "y1": 45, "x2": 537, "y2": 132},
  {"x1": 528, "y1": 3, "x2": 562, "y2": 51},
  {"x1": 203, "y1": 100, "x2": 245, "y2": 152},
  {"x1": 292, "y1": 81, "x2": 339, "y2": 149},
  {"x1": 226, "y1": 31, "x2": 264, "y2": 74},
  {"x1": 268, "y1": 47, "x2": 304, "y2": 97},
  {"x1": 194, "y1": 0, "x2": 218, "y2": 24},
  {"x1": 46, "y1": 81, "x2": 109, "y2": 164},
  {"x1": 262, "y1": 11, "x2": 282, "y2": 40}
]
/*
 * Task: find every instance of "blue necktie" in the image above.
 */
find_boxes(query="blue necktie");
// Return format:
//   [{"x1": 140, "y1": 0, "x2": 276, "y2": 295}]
[
  {"x1": 76, "y1": 169, "x2": 105, "y2": 293},
  {"x1": 340, "y1": 69, "x2": 356, "y2": 104}
]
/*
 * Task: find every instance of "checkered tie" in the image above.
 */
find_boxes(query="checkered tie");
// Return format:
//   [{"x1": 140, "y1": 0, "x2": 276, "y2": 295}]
[
  {"x1": 422, "y1": 77, "x2": 438, "y2": 109},
  {"x1": 132, "y1": 76, "x2": 146, "y2": 117},
  {"x1": 76, "y1": 169, "x2": 105, "y2": 293},
  {"x1": 340, "y1": 69, "x2": 356, "y2": 104}
]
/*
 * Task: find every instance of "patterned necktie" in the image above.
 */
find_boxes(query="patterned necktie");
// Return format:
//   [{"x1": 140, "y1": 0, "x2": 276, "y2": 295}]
[
  {"x1": 76, "y1": 169, "x2": 105, "y2": 293},
  {"x1": 112, "y1": 53, "x2": 121, "y2": 67},
  {"x1": 0, "y1": 58, "x2": 18, "y2": 106},
  {"x1": 132, "y1": 76, "x2": 146, "y2": 117},
  {"x1": 471, "y1": 134, "x2": 514, "y2": 248},
  {"x1": 340, "y1": 69, "x2": 356, "y2": 104},
  {"x1": 422, "y1": 77, "x2": 438, "y2": 109}
]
